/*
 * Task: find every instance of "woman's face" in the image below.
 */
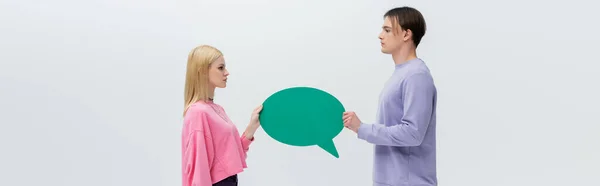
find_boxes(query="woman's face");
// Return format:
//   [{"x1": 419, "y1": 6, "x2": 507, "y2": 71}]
[{"x1": 208, "y1": 56, "x2": 229, "y2": 88}]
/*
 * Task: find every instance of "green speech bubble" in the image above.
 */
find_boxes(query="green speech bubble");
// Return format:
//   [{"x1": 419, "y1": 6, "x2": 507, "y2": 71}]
[{"x1": 259, "y1": 87, "x2": 344, "y2": 158}]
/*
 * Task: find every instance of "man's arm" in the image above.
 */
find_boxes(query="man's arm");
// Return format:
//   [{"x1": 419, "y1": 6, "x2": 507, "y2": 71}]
[{"x1": 357, "y1": 72, "x2": 436, "y2": 146}]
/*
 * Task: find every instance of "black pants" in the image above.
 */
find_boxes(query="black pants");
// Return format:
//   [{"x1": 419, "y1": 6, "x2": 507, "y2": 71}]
[{"x1": 213, "y1": 175, "x2": 237, "y2": 186}]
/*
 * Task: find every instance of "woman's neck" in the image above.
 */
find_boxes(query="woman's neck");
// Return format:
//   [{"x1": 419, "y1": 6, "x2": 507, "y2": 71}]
[{"x1": 208, "y1": 86, "x2": 216, "y2": 101}]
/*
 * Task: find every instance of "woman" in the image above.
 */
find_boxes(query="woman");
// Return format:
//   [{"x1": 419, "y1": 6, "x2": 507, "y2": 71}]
[{"x1": 182, "y1": 45, "x2": 262, "y2": 186}]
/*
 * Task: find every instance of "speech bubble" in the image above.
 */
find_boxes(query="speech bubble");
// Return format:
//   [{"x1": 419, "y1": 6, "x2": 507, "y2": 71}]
[{"x1": 259, "y1": 86, "x2": 344, "y2": 158}]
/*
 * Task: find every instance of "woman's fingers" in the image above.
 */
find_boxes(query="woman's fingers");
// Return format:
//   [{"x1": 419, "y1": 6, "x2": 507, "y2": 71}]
[{"x1": 253, "y1": 105, "x2": 263, "y2": 114}]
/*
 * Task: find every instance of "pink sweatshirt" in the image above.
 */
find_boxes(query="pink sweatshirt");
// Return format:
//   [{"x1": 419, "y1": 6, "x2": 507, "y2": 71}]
[{"x1": 181, "y1": 101, "x2": 254, "y2": 186}]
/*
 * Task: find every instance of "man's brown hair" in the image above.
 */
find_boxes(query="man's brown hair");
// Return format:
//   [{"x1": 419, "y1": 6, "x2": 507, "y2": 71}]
[{"x1": 384, "y1": 6, "x2": 427, "y2": 47}]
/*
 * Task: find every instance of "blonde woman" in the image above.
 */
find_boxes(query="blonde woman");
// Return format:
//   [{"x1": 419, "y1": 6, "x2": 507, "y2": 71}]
[{"x1": 182, "y1": 45, "x2": 263, "y2": 186}]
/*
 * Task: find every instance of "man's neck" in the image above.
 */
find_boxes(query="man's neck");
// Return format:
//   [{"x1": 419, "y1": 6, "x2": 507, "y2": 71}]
[{"x1": 391, "y1": 47, "x2": 417, "y2": 65}]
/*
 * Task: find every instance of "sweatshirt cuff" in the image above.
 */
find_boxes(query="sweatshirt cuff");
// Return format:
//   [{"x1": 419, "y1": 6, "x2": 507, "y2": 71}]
[
  {"x1": 241, "y1": 134, "x2": 254, "y2": 149},
  {"x1": 357, "y1": 122, "x2": 372, "y2": 140}
]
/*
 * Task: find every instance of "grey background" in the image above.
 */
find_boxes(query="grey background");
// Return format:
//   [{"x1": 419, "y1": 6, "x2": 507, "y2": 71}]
[{"x1": 1, "y1": 0, "x2": 599, "y2": 185}]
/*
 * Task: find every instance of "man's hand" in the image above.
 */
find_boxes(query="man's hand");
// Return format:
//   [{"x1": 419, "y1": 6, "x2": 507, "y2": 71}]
[{"x1": 343, "y1": 111, "x2": 362, "y2": 133}]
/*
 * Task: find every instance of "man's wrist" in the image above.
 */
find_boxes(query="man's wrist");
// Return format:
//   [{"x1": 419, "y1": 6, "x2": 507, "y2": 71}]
[
  {"x1": 353, "y1": 123, "x2": 360, "y2": 133},
  {"x1": 356, "y1": 122, "x2": 370, "y2": 139}
]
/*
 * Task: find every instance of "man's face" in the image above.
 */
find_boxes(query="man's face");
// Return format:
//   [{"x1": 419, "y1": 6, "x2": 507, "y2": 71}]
[{"x1": 378, "y1": 17, "x2": 407, "y2": 54}]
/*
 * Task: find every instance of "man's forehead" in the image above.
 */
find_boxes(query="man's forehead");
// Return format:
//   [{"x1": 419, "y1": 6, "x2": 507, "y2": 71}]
[{"x1": 382, "y1": 17, "x2": 393, "y2": 27}]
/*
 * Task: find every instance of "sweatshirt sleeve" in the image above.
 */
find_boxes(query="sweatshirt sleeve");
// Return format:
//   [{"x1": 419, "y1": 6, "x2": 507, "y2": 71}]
[
  {"x1": 240, "y1": 134, "x2": 254, "y2": 154},
  {"x1": 357, "y1": 72, "x2": 436, "y2": 146},
  {"x1": 183, "y1": 112, "x2": 214, "y2": 186}
]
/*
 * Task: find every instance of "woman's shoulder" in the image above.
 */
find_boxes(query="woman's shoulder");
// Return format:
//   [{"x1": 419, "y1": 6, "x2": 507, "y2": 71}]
[
  {"x1": 183, "y1": 102, "x2": 214, "y2": 131},
  {"x1": 185, "y1": 102, "x2": 212, "y2": 117}
]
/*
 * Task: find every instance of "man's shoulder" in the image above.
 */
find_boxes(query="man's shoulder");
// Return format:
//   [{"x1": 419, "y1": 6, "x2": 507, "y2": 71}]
[
  {"x1": 403, "y1": 69, "x2": 433, "y2": 82},
  {"x1": 402, "y1": 58, "x2": 431, "y2": 73},
  {"x1": 401, "y1": 65, "x2": 435, "y2": 89}
]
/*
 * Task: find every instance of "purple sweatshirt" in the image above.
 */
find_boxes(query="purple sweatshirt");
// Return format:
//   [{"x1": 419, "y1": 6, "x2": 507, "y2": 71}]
[{"x1": 357, "y1": 58, "x2": 438, "y2": 186}]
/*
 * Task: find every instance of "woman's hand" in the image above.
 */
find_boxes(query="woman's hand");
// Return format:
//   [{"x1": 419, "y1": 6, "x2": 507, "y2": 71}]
[
  {"x1": 249, "y1": 104, "x2": 263, "y2": 127},
  {"x1": 243, "y1": 105, "x2": 263, "y2": 140}
]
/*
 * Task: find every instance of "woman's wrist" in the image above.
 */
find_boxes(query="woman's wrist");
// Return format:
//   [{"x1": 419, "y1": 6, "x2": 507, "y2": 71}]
[
  {"x1": 244, "y1": 123, "x2": 258, "y2": 140},
  {"x1": 243, "y1": 131, "x2": 255, "y2": 140}
]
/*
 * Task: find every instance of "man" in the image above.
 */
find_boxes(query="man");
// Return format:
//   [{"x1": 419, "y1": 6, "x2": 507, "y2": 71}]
[{"x1": 342, "y1": 6, "x2": 437, "y2": 186}]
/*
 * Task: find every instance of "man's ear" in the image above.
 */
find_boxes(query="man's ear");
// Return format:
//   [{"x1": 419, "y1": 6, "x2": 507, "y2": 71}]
[{"x1": 403, "y1": 29, "x2": 413, "y2": 42}]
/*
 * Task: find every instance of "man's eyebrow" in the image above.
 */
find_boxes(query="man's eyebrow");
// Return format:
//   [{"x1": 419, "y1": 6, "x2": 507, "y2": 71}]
[{"x1": 382, "y1": 26, "x2": 392, "y2": 29}]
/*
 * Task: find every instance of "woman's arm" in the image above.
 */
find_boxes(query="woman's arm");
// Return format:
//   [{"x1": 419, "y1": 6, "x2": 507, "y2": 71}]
[
  {"x1": 240, "y1": 123, "x2": 258, "y2": 153},
  {"x1": 183, "y1": 110, "x2": 215, "y2": 186},
  {"x1": 240, "y1": 105, "x2": 263, "y2": 152},
  {"x1": 242, "y1": 123, "x2": 260, "y2": 141},
  {"x1": 184, "y1": 130, "x2": 213, "y2": 186}
]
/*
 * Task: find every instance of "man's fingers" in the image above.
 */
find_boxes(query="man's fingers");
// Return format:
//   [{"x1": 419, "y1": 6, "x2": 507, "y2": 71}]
[
  {"x1": 344, "y1": 118, "x2": 353, "y2": 124},
  {"x1": 345, "y1": 114, "x2": 356, "y2": 118}
]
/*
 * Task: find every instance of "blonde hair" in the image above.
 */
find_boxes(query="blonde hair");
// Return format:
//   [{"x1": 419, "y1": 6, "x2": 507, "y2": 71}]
[{"x1": 183, "y1": 45, "x2": 223, "y2": 116}]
